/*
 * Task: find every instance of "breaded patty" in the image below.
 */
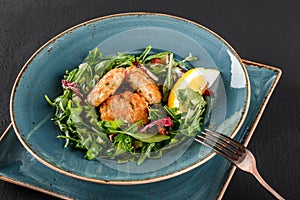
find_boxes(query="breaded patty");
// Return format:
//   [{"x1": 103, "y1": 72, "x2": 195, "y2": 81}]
[
  {"x1": 87, "y1": 68, "x2": 125, "y2": 107},
  {"x1": 126, "y1": 66, "x2": 162, "y2": 104},
  {"x1": 100, "y1": 91, "x2": 149, "y2": 124}
]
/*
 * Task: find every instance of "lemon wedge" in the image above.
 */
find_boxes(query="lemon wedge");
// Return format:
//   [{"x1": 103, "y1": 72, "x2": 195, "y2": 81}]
[{"x1": 168, "y1": 68, "x2": 220, "y2": 109}]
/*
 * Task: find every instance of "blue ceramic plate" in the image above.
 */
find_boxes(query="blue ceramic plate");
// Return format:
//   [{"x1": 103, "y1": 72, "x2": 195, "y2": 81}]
[
  {"x1": 1, "y1": 61, "x2": 281, "y2": 199},
  {"x1": 10, "y1": 12, "x2": 250, "y2": 184}
]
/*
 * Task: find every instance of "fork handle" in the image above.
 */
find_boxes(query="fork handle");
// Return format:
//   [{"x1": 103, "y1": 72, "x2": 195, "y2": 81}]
[{"x1": 251, "y1": 167, "x2": 285, "y2": 200}]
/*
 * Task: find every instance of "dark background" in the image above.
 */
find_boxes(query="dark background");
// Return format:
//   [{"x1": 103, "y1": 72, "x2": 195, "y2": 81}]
[{"x1": 0, "y1": 0, "x2": 299, "y2": 199}]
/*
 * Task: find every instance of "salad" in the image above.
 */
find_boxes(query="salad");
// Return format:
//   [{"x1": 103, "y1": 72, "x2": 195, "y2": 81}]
[{"x1": 45, "y1": 46, "x2": 211, "y2": 165}]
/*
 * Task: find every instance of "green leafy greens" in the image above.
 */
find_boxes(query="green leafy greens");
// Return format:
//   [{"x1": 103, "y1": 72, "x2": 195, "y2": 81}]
[{"x1": 45, "y1": 45, "x2": 207, "y2": 165}]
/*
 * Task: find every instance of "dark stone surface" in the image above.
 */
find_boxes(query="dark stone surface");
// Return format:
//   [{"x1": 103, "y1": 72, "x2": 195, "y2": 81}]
[{"x1": 0, "y1": 1, "x2": 299, "y2": 199}]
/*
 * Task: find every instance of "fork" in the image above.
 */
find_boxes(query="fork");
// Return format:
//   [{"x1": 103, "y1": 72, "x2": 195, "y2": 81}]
[{"x1": 195, "y1": 129, "x2": 285, "y2": 200}]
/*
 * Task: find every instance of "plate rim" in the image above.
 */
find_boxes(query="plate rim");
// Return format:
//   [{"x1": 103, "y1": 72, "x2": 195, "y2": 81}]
[{"x1": 9, "y1": 12, "x2": 251, "y2": 185}]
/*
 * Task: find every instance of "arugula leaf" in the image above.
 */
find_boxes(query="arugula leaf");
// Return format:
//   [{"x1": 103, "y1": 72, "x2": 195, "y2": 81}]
[
  {"x1": 162, "y1": 53, "x2": 174, "y2": 102},
  {"x1": 136, "y1": 45, "x2": 152, "y2": 62},
  {"x1": 142, "y1": 52, "x2": 170, "y2": 63},
  {"x1": 176, "y1": 88, "x2": 207, "y2": 136},
  {"x1": 180, "y1": 52, "x2": 197, "y2": 63},
  {"x1": 175, "y1": 52, "x2": 198, "y2": 71},
  {"x1": 138, "y1": 143, "x2": 156, "y2": 165},
  {"x1": 137, "y1": 45, "x2": 170, "y2": 64},
  {"x1": 148, "y1": 105, "x2": 166, "y2": 121},
  {"x1": 84, "y1": 48, "x2": 103, "y2": 68},
  {"x1": 113, "y1": 134, "x2": 134, "y2": 153},
  {"x1": 163, "y1": 106, "x2": 181, "y2": 121}
]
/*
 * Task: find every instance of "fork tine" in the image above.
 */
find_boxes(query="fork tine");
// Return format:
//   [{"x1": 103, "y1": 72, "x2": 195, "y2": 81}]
[
  {"x1": 195, "y1": 128, "x2": 247, "y2": 162},
  {"x1": 204, "y1": 129, "x2": 246, "y2": 152},
  {"x1": 200, "y1": 131, "x2": 242, "y2": 158},
  {"x1": 195, "y1": 134, "x2": 237, "y2": 162},
  {"x1": 202, "y1": 132, "x2": 242, "y2": 160}
]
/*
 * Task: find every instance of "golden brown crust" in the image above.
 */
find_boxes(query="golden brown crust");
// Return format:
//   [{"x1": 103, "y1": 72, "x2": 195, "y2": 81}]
[
  {"x1": 87, "y1": 68, "x2": 125, "y2": 107},
  {"x1": 126, "y1": 66, "x2": 162, "y2": 104},
  {"x1": 127, "y1": 92, "x2": 149, "y2": 124},
  {"x1": 100, "y1": 91, "x2": 149, "y2": 124}
]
